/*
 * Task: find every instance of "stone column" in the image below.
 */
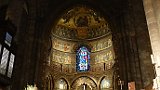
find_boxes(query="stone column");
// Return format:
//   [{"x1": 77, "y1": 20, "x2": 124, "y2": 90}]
[
  {"x1": 143, "y1": 0, "x2": 160, "y2": 89},
  {"x1": 143, "y1": 0, "x2": 160, "y2": 62}
]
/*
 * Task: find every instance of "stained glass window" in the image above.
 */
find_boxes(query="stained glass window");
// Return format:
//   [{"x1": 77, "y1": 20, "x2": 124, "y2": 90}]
[
  {"x1": 76, "y1": 46, "x2": 90, "y2": 72},
  {"x1": 0, "y1": 47, "x2": 9, "y2": 75},
  {"x1": 5, "y1": 32, "x2": 12, "y2": 47},
  {"x1": 7, "y1": 53, "x2": 15, "y2": 77}
]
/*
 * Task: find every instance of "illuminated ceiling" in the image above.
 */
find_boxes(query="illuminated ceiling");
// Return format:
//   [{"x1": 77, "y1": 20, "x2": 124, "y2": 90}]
[
  {"x1": 50, "y1": 6, "x2": 115, "y2": 71},
  {"x1": 52, "y1": 6, "x2": 111, "y2": 41}
]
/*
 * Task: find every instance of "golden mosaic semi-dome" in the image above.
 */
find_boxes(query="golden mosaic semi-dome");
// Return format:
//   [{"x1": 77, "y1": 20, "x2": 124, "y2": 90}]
[{"x1": 52, "y1": 6, "x2": 111, "y2": 41}]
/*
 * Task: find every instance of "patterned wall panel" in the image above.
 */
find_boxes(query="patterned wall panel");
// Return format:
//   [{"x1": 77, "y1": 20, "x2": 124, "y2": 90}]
[
  {"x1": 52, "y1": 37, "x2": 76, "y2": 53},
  {"x1": 91, "y1": 48, "x2": 115, "y2": 64},
  {"x1": 51, "y1": 34, "x2": 115, "y2": 73},
  {"x1": 51, "y1": 49, "x2": 75, "y2": 64},
  {"x1": 89, "y1": 35, "x2": 113, "y2": 52}
]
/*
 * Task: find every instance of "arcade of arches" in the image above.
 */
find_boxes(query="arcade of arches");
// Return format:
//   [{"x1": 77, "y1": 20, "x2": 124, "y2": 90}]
[
  {"x1": 47, "y1": 6, "x2": 116, "y2": 90},
  {"x1": 0, "y1": 0, "x2": 160, "y2": 90}
]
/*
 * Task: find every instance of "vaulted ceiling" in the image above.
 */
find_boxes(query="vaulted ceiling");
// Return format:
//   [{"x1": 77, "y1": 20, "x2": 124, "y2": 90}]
[
  {"x1": 52, "y1": 6, "x2": 111, "y2": 41},
  {"x1": 39, "y1": 0, "x2": 127, "y2": 28}
]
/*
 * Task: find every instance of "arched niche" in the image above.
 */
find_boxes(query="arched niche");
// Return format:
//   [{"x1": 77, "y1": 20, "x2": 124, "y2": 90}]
[
  {"x1": 100, "y1": 76, "x2": 113, "y2": 90},
  {"x1": 55, "y1": 78, "x2": 68, "y2": 90},
  {"x1": 71, "y1": 76, "x2": 97, "y2": 90},
  {"x1": 44, "y1": 5, "x2": 116, "y2": 90}
]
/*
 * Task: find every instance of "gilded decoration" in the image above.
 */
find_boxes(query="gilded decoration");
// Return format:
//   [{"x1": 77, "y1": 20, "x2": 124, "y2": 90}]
[
  {"x1": 48, "y1": 6, "x2": 116, "y2": 90},
  {"x1": 91, "y1": 48, "x2": 115, "y2": 64},
  {"x1": 52, "y1": 37, "x2": 76, "y2": 53},
  {"x1": 71, "y1": 76, "x2": 97, "y2": 89},
  {"x1": 100, "y1": 72, "x2": 114, "y2": 89},
  {"x1": 51, "y1": 33, "x2": 115, "y2": 67},
  {"x1": 51, "y1": 49, "x2": 74, "y2": 65},
  {"x1": 51, "y1": 34, "x2": 113, "y2": 53},
  {"x1": 55, "y1": 78, "x2": 68, "y2": 90},
  {"x1": 52, "y1": 6, "x2": 110, "y2": 40},
  {"x1": 89, "y1": 35, "x2": 113, "y2": 52}
]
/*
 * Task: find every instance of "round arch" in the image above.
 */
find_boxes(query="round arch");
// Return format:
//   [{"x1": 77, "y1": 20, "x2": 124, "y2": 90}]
[
  {"x1": 100, "y1": 76, "x2": 113, "y2": 89},
  {"x1": 39, "y1": 1, "x2": 117, "y2": 90},
  {"x1": 55, "y1": 78, "x2": 69, "y2": 90},
  {"x1": 71, "y1": 76, "x2": 97, "y2": 90},
  {"x1": 41, "y1": 1, "x2": 113, "y2": 40}
]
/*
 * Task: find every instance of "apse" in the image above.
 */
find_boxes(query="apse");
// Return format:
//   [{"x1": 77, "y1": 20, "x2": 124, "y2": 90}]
[{"x1": 47, "y1": 6, "x2": 116, "y2": 90}]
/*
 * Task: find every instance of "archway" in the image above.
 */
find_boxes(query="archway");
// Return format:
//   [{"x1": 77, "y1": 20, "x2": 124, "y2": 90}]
[
  {"x1": 71, "y1": 76, "x2": 97, "y2": 90},
  {"x1": 55, "y1": 78, "x2": 68, "y2": 90},
  {"x1": 46, "y1": 5, "x2": 116, "y2": 90},
  {"x1": 100, "y1": 76, "x2": 113, "y2": 90}
]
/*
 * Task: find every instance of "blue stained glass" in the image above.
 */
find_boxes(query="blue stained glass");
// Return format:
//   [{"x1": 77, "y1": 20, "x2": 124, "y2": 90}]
[
  {"x1": 5, "y1": 32, "x2": 12, "y2": 47},
  {"x1": 76, "y1": 46, "x2": 90, "y2": 72}
]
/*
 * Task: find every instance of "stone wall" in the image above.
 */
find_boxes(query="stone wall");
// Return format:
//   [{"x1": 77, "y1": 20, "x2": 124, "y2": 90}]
[
  {"x1": 111, "y1": 0, "x2": 154, "y2": 89},
  {"x1": 0, "y1": 0, "x2": 154, "y2": 90}
]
